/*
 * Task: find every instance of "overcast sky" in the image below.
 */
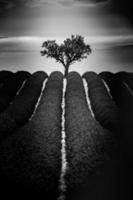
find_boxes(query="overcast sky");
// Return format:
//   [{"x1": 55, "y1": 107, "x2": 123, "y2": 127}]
[
  {"x1": 0, "y1": 0, "x2": 133, "y2": 37},
  {"x1": 0, "y1": 0, "x2": 133, "y2": 73}
]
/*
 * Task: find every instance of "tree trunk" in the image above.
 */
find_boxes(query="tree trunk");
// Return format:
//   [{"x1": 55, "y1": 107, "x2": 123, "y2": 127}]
[{"x1": 64, "y1": 65, "x2": 69, "y2": 77}]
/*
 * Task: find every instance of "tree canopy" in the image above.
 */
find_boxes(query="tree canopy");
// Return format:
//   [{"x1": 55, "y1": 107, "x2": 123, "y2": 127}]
[{"x1": 41, "y1": 35, "x2": 92, "y2": 76}]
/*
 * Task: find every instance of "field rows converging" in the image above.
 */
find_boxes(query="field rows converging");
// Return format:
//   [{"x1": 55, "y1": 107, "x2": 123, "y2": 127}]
[
  {"x1": 115, "y1": 72, "x2": 133, "y2": 92},
  {"x1": 83, "y1": 72, "x2": 120, "y2": 133},
  {"x1": 0, "y1": 71, "x2": 47, "y2": 142},
  {"x1": 100, "y1": 72, "x2": 133, "y2": 170},
  {"x1": 0, "y1": 70, "x2": 131, "y2": 199},
  {"x1": 0, "y1": 71, "x2": 30, "y2": 112},
  {"x1": 0, "y1": 71, "x2": 63, "y2": 199},
  {"x1": 100, "y1": 72, "x2": 133, "y2": 112},
  {"x1": 65, "y1": 72, "x2": 120, "y2": 200}
]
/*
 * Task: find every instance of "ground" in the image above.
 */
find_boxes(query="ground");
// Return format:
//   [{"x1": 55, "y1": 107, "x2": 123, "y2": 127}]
[{"x1": 0, "y1": 70, "x2": 132, "y2": 200}]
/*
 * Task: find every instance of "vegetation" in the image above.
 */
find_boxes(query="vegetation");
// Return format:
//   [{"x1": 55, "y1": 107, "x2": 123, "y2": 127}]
[
  {"x1": 99, "y1": 72, "x2": 114, "y2": 91},
  {"x1": 65, "y1": 72, "x2": 117, "y2": 200},
  {"x1": 41, "y1": 35, "x2": 91, "y2": 77},
  {"x1": 0, "y1": 71, "x2": 30, "y2": 112},
  {"x1": 100, "y1": 72, "x2": 126, "y2": 108},
  {"x1": 0, "y1": 70, "x2": 13, "y2": 84},
  {"x1": 100, "y1": 72, "x2": 133, "y2": 189},
  {"x1": 83, "y1": 72, "x2": 120, "y2": 132},
  {"x1": 0, "y1": 72, "x2": 63, "y2": 199},
  {"x1": 0, "y1": 71, "x2": 47, "y2": 141},
  {"x1": 116, "y1": 72, "x2": 133, "y2": 91},
  {"x1": 0, "y1": 70, "x2": 129, "y2": 199}
]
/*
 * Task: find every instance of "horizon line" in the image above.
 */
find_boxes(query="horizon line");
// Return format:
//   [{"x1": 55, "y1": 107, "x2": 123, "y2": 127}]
[{"x1": 0, "y1": 35, "x2": 133, "y2": 48}]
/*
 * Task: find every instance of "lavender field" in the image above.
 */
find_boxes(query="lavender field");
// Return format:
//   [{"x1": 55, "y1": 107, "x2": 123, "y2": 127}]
[{"x1": 0, "y1": 70, "x2": 132, "y2": 200}]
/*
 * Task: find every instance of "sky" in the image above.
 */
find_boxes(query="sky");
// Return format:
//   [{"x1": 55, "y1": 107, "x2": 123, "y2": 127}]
[{"x1": 0, "y1": 0, "x2": 133, "y2": 74}]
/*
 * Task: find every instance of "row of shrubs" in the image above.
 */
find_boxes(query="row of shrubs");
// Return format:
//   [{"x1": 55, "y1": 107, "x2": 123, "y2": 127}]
[
  {"x1": 0, "y1": 71, "x2": 30, "y2": 112},
  {"x1": 1, "y1": 70, "x2": 133, "y2": 127},
  {"x1": 0, "y1": 70, "x2": 132, "y2": 199},
  {"x1": 65, "y1": 72, "x2": 119, "y2": 200},
  {"x1": 100, "y1": 71, "x2": 133, "y2": 130},
  {"x1": 83, "y1": 72, "x2": 120, "y2": 133},
  {"x1": 0, "y1": 70, "x2": 13, "y2": 84},
  {"x1": 100, "y1": 71, "x2": 133, "y2": 110},
  {"x1": 100, "y1": 71, "x2": 133, "y2": 193},
  {"x1": 0, "y1": 70, "x2": 132, "y2": 118},
  {"x1": 0, "y1": 71, "x2": 47, "y2": 141},
  {"x1": 0, "y1": 72, "x2": 63, "y2": 199}
]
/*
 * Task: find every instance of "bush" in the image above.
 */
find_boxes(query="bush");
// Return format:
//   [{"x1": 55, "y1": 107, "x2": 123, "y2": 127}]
[
  {"x1": 0, "y1": 70, "x2": 13, "y2": 84},
  {"x1": 0, "y1": 71, "x2": 30, "y2": 112},
  {"x1": 99, "y1": 71, "x2": 114, "y2": 82},
  {"x1": 65, "y1": 72, "x2": 119, "y2": 200},
  {"x1": 0, "y1": 71, "x2": 47, "y2": 141},
  {"x1": 102, "y1": 73, "x2": 133, "y2": 186},
  {"x1": 116, "y1": 72, "x2": 133, "y2": 91},
  {"x1": 100, "y1": 72, "x2": 133, "y2": 161},
  {"x1": 100, "y1": 72, "x2": 130, "y2": 109},
  {"x1": 0, "y1": 71, "x2": 63, "y2": 199},
  {"x1": 83, "y1": 72, "x2": 120, "y2": 132}
]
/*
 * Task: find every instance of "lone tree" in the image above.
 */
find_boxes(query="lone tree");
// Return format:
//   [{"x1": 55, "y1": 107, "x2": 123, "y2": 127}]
[{"x1": 41, "y1": 35, "x2": 92, "y2": 77}]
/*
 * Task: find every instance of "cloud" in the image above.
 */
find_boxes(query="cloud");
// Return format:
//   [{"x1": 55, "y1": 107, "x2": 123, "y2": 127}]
[
  {"x1": 0, "y1": 0, "x2": 14, "y2": 12},
  {"x1": 24, "y1": 0, "x2": 54, "y2": 8},
  {"x1": 59, "y1": 0, "x2": 110, "y2": 7},
  {"x1": 0, "y1": 34, "x2": 133, "y2": 48},
  {"x1": 74, "y1": 0, "x2": 108, "y2": 4},
  {"x1": 0, "y1": 0, "x2": 110, "y2": 11},
  {"x1": 0, "y1": 0, "x2": 53, "y2": 11},
  {"x1": 85, "y1": 35, "x2": 133, "y2": 48}
]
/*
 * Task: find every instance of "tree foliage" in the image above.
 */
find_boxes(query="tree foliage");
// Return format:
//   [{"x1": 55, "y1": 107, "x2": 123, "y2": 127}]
[{"x1": 41, "y1": 35, "x2": 92, "y2": 76}]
